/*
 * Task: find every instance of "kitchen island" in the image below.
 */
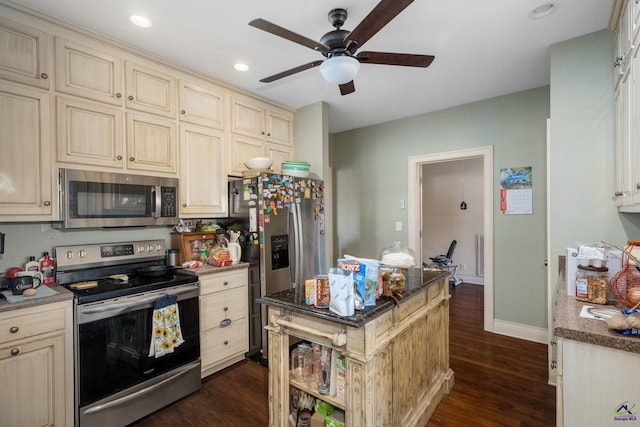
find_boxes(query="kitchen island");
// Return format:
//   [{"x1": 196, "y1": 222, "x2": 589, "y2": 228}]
[
  {"x1": 258, "y1": 270, "x2": 453, "y2": 427},
  {"x1": 554, "y1": 292, "x2": 640, "y2": 426}
]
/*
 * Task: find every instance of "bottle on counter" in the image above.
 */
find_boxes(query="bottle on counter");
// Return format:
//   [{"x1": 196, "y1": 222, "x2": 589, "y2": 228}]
[
  {"x1": 39, "y1": 251, "x2": 56, "y2": 285},
  {"x1": 25, "y1": 256, "x2": 39, "y2": 272}
]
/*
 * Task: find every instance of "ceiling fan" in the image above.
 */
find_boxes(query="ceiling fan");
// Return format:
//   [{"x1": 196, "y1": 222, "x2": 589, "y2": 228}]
[{"x1": 249, "y1": 0, "x2": 435, "y2": 96}]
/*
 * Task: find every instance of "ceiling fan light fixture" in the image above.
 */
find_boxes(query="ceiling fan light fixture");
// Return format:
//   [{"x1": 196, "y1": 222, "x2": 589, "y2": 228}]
[{"x1": 320, "y1": 55, "x2": 360, "y2": 85}]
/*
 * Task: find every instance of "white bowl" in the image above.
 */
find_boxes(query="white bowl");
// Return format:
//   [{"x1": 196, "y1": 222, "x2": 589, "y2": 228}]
[{"x1": 245, "y1": 157, "x2": 273, "y2": 170}]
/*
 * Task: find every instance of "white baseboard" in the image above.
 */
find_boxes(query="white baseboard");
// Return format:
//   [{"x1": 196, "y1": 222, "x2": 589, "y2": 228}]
[
  {"x1": 493, "y1": 319, "x2": 548, "y2": 344},
  {"x1": 458, "y1": 274, "x2": 484, "y2": 285}
]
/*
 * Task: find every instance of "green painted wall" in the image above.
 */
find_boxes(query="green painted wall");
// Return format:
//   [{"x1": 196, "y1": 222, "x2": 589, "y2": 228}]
[
  {"x1": 331, "y1": 86, "x2": 549, "y2": 328},
  {"x1": 549, "y1": 30, "x2": 640, "y2": 294}
]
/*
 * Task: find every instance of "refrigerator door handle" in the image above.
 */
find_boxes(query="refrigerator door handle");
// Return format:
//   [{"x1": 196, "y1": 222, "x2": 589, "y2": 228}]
[
  {"x1": 291, "y1": 202, "x2": 300, "y2": 288},
  {"x1": 297, "y1": 200, "x2": 305, "y2": 288}
]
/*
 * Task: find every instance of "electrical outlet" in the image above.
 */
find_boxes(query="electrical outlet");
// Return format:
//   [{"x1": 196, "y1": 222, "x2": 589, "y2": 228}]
[{"x1": 460, "y1": 263, "x2": 467, "y2": 272}]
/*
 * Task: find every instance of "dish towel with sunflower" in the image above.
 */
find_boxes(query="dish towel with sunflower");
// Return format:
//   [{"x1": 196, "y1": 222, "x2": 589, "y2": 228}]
[{"x1": 148, "y1": 294, "x2": 184, "y2": 358}]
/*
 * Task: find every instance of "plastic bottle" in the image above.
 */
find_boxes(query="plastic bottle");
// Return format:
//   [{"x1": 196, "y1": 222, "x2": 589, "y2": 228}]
[
  {"x1": 25, "y1": 256, "x2": 39, "y2": 272},
  {"x1": 39, "y1": 252, "x2": 56, "y2": 285}
]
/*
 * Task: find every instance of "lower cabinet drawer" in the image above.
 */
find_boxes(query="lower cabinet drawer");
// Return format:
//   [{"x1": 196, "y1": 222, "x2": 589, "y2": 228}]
[
  {"x1": 201, "y1": 318, "x2": 247, "y2": 368},
  {"x1": 200, "y1": 286, "x2": 247, "y2": 331}
]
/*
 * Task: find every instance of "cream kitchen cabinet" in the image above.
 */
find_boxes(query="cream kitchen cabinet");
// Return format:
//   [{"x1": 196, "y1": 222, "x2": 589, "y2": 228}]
[
  {"x1": 125, "y1": 60, "x2": 176, "y2": 118},
  {"x1": 0, "y1": 300, "x2": 73, "y2": 427},
  {"x1": 228, "y1": 135, "x2": 295, "y2": 176},
  {"x1": 0, "y1": 16, "x2": 50, "y2": 89},
  {"x1": 56, "y1": 96, "x2": 178, "y2": 175},
  {"x1": 179, "y1": 123, "x2": 227, "y2": 217},
  {"x1": 199, "y1": 268, "x2": 249, "y2": 378},
  {"x1": 55, "y1": 37, "x2": 124, "y2": 106},
  {"x1": 230, "y1": 94, "x2": 294, "y2": 145},
  {"x1": 0, "y1": 81, "x2": 55, "y2": 219},
  {"x1": 179, "y1": 78, "x2": 226, "y2": 129}
]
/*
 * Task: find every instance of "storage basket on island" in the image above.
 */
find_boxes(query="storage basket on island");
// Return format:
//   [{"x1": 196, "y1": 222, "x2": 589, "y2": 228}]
[{"x1": 281, "y1": 161, "x2": 310, "y2": 178}]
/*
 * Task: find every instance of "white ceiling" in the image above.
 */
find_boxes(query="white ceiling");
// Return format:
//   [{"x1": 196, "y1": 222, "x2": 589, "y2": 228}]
[{"x1": 7, "y1": 0, "x2": 614, "y2": 133}]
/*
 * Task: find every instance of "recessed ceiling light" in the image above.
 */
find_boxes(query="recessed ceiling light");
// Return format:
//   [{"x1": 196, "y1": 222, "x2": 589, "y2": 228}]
[
  {"x1": 528, "y1": 3, "x2": 557, "y2": 19},
  {"x1": 234, "y1": 63, "x2": 250, "y2": 72},
  {"x1": 129, "y1": 15, "x2": 153, "y2": 29}
]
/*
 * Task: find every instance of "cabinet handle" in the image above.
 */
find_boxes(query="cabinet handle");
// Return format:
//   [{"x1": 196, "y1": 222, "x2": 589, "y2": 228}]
[
  {"x1": 9, "y1": 326, "x2": 18, "y2": 334},
  {"x1": 181, "y1": 110, "x2": 186, "y2": 114},
  {"x1": 128, "y1": 95, "x2": 134, "y2": 101},
  {"x1": 224, "y1": 340, "x2": 229, "y2": 345},
  {"x1": 129, "y1": 156, "x2": 135, "y2": 161},
  {"x1": 43, "y1": 201, "x2": 51, "y2": 207},
  {"x1": 182, "y1": 203, "x2": 187, "y2": 207},
  {"x1": 10, "y1": 348, "x2": 19, "y2": 356},
  {"x1": 223, "y1": 281, "x2": 229, "y2": 286},
  {"x1": 117, "y1": 155, "x2": 123, "y2": 160},
  {"x1": 116, "y1": 93, "x2": 122, "y2": 98},
  {"x1": 615, "y1": 191, "x2": 624, "y2": 196},
  {"x1": 40, "y1": 72, "x2": 48, "y2": 79}
]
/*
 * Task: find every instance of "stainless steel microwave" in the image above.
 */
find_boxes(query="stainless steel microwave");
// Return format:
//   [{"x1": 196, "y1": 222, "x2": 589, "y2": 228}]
[{"x1": 60, "y1": 169, "x2": 178, "y2": 228}]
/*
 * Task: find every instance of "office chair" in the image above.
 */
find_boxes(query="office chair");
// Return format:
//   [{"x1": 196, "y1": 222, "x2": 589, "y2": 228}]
[{"x1": 426, "y1": 240, "x2": 463, "y2": 286}]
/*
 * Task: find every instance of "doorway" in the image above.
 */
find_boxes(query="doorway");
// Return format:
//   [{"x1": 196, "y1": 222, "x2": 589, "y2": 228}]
[{"x1": 408, "y1": 146, "x2": 494, "y2": 332}]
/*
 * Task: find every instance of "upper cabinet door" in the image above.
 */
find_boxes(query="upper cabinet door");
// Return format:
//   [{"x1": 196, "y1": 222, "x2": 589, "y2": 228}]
[
  {"x1": 125, "y1": 61, "x2": 176, "y2": 118},
  {"x1": 265, "y1": 109, "x2": 294, "y2": 146},
  {"x1": 0, "y1": 82, "x2": 53, "y2": 217},
  {"x1": 56, "y1": 96, "x2": 125, "y2": 169},
  {"x1": 0, "y1": 17, "x2": 50, "y2": 89},
  {"x1": 179, "y1": 79, "x2": 226, "y2": 129},
  {"x1": 55, "y1": 37, "x2": 123, "y2": 105},
  {"x1": 126, "y1": 112, "x2": 177, "y2": 174},
  {"x1": 230, "y1": 95, "x2": 266, "y2": 139}
]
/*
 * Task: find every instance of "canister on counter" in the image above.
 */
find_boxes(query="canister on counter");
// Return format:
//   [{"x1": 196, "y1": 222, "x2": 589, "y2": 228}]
[
  {"x1": 166, "y1": 249, "x2": 177, "y2": 267},
  {"x1": 575, "y1": 265, "x2": 608, "y2": 304},
  {"x1": 314, "y1": 275, "x2": 330, "y2": 308}
]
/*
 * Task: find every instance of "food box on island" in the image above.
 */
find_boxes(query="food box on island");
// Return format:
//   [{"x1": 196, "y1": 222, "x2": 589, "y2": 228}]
[{"x1": 337, "y1": 258, "x2": 380, "y2": 306}]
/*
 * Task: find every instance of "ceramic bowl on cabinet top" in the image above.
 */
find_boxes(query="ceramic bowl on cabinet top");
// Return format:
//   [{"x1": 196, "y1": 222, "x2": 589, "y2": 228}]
[{"x1": 245, "y1": 157, "x2": 273, "y2": 170}]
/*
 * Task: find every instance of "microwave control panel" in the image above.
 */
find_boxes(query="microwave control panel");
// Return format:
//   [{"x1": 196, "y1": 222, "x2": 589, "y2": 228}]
[{"x1": 160, "y1": 187, "x2": 177, "y2": 217}]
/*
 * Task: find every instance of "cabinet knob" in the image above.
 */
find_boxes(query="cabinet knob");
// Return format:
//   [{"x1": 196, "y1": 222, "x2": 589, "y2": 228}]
[
  {"x1": 128, "y1": 95, "x2": 134, "y2": 101},
  {"x1": 40, "y1": 72, "x2": 48, "y2": 79},
  {"x1": 129, "y1": 156, "x2": 135, "y2": 161},
  {"x1": 116, "y1": 93, "x2": 122, "y2": 98},
  {"x1": 636, "y1": 183, "x2": 640, "y2": 190},
  {"x1": 181, "y1": 110, "x2": 186, "y2": 114},
  {"x1": 224, "y1": 306, "x2": 228, "y2": 311},
  {"x1": 224, "y1": 340, "x2": 229, "y2": 345},
  {"x1": 182, "y1": 203, "x2": 187, "y2": 207},
  {"x1": 615, "y1": 191, "x2": 624, "y2": 196},
  {"x1": 223, "y1": 281, "x2": 229, "y2": 286},
  {"x1": 10, "y1": 348, "x2": 19, "y2": 356},
  {"x1": 43, "y1": 200, "x2": 51, "y2": 206},
  {"x1": 261, "y1": 131, "x2": 265, "y2": 135},
  {"x1": 117, "y1": 155, "x2": 123, "y2": 160},
  {"x1": 267, "y1": 133, "x2": 271, "y2": 137},
  {"x1": 9, "y1": 326, "x2": 18, "y2": 334}
]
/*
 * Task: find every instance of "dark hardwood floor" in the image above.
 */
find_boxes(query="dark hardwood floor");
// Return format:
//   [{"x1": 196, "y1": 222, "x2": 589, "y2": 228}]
[{"x1": 130, "y1": 283, "x2": 555, "y2": 426}]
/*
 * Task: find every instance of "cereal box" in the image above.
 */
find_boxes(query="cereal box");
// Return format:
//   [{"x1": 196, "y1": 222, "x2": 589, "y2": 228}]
[{"x1": 337, "y1": 258, "x2": 379, "y2": 306}]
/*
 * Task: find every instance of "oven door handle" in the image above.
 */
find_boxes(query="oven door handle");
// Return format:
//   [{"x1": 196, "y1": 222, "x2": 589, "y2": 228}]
[{"x1": 80, "y1": 286, "x2": 197, "y2": 314}]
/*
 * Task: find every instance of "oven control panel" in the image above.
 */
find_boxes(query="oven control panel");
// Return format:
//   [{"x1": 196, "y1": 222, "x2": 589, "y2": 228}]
[{"x1": 55, "y1": 240, "x2": 167, "y2": 270}]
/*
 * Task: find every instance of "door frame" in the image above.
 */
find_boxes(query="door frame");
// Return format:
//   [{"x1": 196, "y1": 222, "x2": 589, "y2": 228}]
[{"x1": 408, "y1": 146, "x2": 494, "y2": 332}]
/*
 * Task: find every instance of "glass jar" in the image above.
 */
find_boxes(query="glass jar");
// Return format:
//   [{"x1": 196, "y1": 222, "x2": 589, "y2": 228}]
[
  {"x1": 291, "y1": 343, "x2": 310, "y2": 381},
  {"x1": 575, "y1": 265, "x2": 608, "y2": 304},
  {"x1": 379, "y1": 241, "x2": 416, "y2": 268}
]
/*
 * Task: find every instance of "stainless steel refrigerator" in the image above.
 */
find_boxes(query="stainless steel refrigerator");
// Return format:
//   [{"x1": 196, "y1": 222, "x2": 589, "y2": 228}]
[{"x1": 229, "y1": 173, "x2": 326, "y2": 362}]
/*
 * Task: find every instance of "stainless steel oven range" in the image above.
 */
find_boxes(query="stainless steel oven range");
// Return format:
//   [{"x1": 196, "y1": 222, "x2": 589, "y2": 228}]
[{"x1": 55, "y1": 240, "x2": 200, "y2": 427}]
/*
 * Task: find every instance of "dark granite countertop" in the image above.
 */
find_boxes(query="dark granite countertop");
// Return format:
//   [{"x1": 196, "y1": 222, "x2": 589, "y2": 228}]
[
  {"x1": 554, "y1": 292, "x2": 640, "y2": 354},
  {"x1": 258, "y1": 270, "x2": 449, "y2": 328},
  {"x1": 0, "y1": 284, "x2": 74, "y2": 313}
]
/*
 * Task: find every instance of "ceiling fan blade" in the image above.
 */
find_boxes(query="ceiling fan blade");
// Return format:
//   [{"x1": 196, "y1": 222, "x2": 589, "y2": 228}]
[
  {"x1": 339, "y1": 81, "x2": 356, "y2": 96},
  {"x1": 358, "y1": 51, "x2": 435, "y2": 67},
  {"x1": 249, "y1": 18, "x2": 329, "y2": 55},
  {"x1": 344, "y1": 0, "x2": 414, "y2": 51},
  {"x1": 259, "y1": 60, "x2": 323, "y2": 83}
]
